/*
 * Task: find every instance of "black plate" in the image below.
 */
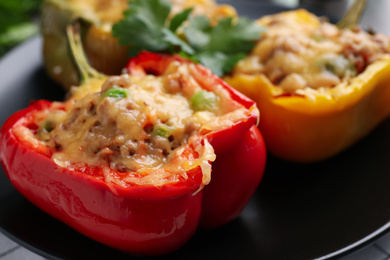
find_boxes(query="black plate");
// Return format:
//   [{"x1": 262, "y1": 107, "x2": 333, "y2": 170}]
[{"x1": 1, "y1": 2, "x2": 390, "y2": 260}]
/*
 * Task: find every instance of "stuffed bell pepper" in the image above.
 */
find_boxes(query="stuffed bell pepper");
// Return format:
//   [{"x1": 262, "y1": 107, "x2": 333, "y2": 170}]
[
  {"x1": 0, "y1": 27, "x2": 266, "y2": 255},
  {"x1": 40, "y1": 0, "x2": 237, "y2": 89},
  {"x1": 225, "y1": 9, "x2": 390, "y2": 162}
]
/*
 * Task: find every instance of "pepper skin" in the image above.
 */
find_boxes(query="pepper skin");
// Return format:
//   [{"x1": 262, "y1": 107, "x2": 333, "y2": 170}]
[
  {"x1": 0, "y1": 54, "x2": 266, "y2": 255},
  {"x1": 225, "y1": 10, "x2": 390, "y2": 163},
  {"x1": 225, "y1": 57, "x2": 390, "y2": 163},
  {"x1": 40, "y1": 0, "x2": 237, "y2": 89},
  {"x1": 0, "y1": 100, "x2": 204, "y2": 256}
]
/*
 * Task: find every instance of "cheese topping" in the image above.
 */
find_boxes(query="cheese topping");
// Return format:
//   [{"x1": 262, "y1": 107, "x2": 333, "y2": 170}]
[
  {"x1": 232, "y1": 10, "x2": 390, "y2": 94},
  {"x1": 34, "y1": 62, "x2": 248, "y2": 187}
]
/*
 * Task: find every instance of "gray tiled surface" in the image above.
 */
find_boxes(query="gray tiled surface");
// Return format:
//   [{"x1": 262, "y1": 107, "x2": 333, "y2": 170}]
[
  {"x1": 339, "y1": 243, "x2": 388, "y2": 260},
  {"x1": 2, "y1": 230, "x2": 390, "y2": 259},
  {"x1": 0, "y1": 232, "x2": 45, "y2": 260}
]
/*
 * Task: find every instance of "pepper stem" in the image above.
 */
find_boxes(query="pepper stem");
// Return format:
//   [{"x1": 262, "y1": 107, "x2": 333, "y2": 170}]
[
  {"x1": 66, "y1": 23, "x2": 105, "y2": 84},
  {"x1": 337, "y1": 0, "x2": 367, "y2": 29}
]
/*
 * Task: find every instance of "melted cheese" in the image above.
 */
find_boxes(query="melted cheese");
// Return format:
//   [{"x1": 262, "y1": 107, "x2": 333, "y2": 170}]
[
  {"x1": 233, "y1": 9, "x2": 390, "y2": 93},
  {"x1": 36, "y1": 62, "x2": 248, "y2": 188}
]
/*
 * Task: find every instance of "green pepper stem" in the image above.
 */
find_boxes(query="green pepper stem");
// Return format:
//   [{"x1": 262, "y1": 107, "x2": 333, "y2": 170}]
[
  {"x1": 337, "y1": 0, "x2": 367, "y2": 29},
  {"x1": 66, "y1": 23, "x2": 105, "y2": 84}
]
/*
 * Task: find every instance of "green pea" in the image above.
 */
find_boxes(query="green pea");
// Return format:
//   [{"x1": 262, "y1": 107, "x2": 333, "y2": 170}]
[
  {"x1": 103, "y1": 87, "x2": 128, "y2": 99},
  {"x1": 191, "y1": 90, "x2": 218, "y2": 111}
]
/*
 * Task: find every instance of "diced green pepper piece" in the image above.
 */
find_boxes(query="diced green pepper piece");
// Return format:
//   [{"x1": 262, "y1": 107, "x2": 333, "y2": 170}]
[
  {"x1": 153, "y1": 124, "x2": 172, "y2": 138},
  {"x1": 39, "y1": 121, "x2": 54, "y2": 133},
  {"x1": 103, "y1": 87, "x2": 128, "y2": 99},
  {"x1": 316, "y1": 54, "x2": 356, "y2": 78},
  {"x1": 191, "y1": 90, "x2": 218, "y2": 111},
  {"x1": 37, "y1": 120, "x2": 54, "y2": 141}
]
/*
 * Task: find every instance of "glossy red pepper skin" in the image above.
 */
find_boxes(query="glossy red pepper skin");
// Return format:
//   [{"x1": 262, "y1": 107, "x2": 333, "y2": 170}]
[
  {"x1": 200, "y1": 125, "x2": 266, "y2": 228},
  {"x1": 126, "y1": 52, "x2": 267, "y2": 229},
  {"x1": 0, "y1": 101, "x2": 204, "y2": 255},
  {"x1": 0, "y1": 53, "x2": 266, "y2": 255}
]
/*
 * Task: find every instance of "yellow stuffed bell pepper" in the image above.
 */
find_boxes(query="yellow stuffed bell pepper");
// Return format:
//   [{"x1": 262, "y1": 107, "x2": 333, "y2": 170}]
[{"x1": 225, "y1": 9, "x2": 390, "y2": 163}]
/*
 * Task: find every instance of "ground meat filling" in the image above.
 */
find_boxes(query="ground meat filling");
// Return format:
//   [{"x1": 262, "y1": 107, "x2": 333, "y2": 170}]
[
  {"x1": 36, "y1": 62, "x2": 247, "y2": 185},
  {"x1": 233, "y1": 10, "x2": 390, "y2": 93}
]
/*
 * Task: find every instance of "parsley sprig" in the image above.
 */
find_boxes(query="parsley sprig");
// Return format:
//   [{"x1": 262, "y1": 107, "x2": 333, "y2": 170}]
[{"x1": 112, "y1": 0, "x2": 265, "y2": 76}]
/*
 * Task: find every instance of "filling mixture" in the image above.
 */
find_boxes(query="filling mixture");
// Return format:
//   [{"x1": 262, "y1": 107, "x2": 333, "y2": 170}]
[
  {"x1": 233, "y1": 10, "x2": 390, "y2": 94},
  {"x1": 28, "y1": 61, "x2": 248, "y2": 187}
]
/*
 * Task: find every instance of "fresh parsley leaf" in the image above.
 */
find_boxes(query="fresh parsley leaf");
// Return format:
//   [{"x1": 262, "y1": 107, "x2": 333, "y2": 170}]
[
  {"x1": 169, "y1": 8, "x2": 193, "y2": 32},
  {"x1": 195, "y1": 51, "x2": 246, "y2": 76},
  {"x1": 112, "y1": 0, "x2": 265, "y2": 76},
  {"x1": 184, "y1": 16, "x2": 212, "y2": 51},
  {"x1": 112, "y1": 0, "x2": 193, "y2": 57},
  {"x1": 177, "y1": 51, "x2": 199, "y2": 63},
  {"x1": 162, "y1": 28, "x2": 194, "y2": 55},
  {"x1": 199, "y1": 17, "x2": 265, "y2": 54},
  {"x1": 112, "y1": 0, "x2": 171, "y2": 56},
  {"x1": 183, "y1": 15, "x2": 265, "y2": 75},
  {"x1": 185, "y1": 16, "x2": 265, "y2": 55}
]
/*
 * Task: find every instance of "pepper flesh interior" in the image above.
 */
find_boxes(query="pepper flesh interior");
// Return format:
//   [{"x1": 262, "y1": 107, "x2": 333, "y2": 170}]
[{"x1": 28, "y1": 61, "x2": 248, "y2": 187}]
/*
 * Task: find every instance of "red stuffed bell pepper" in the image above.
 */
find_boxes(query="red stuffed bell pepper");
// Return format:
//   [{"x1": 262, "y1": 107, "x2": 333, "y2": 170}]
[{"x1": 0, "y1": 51, "x2": 266, "y2": 255}]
